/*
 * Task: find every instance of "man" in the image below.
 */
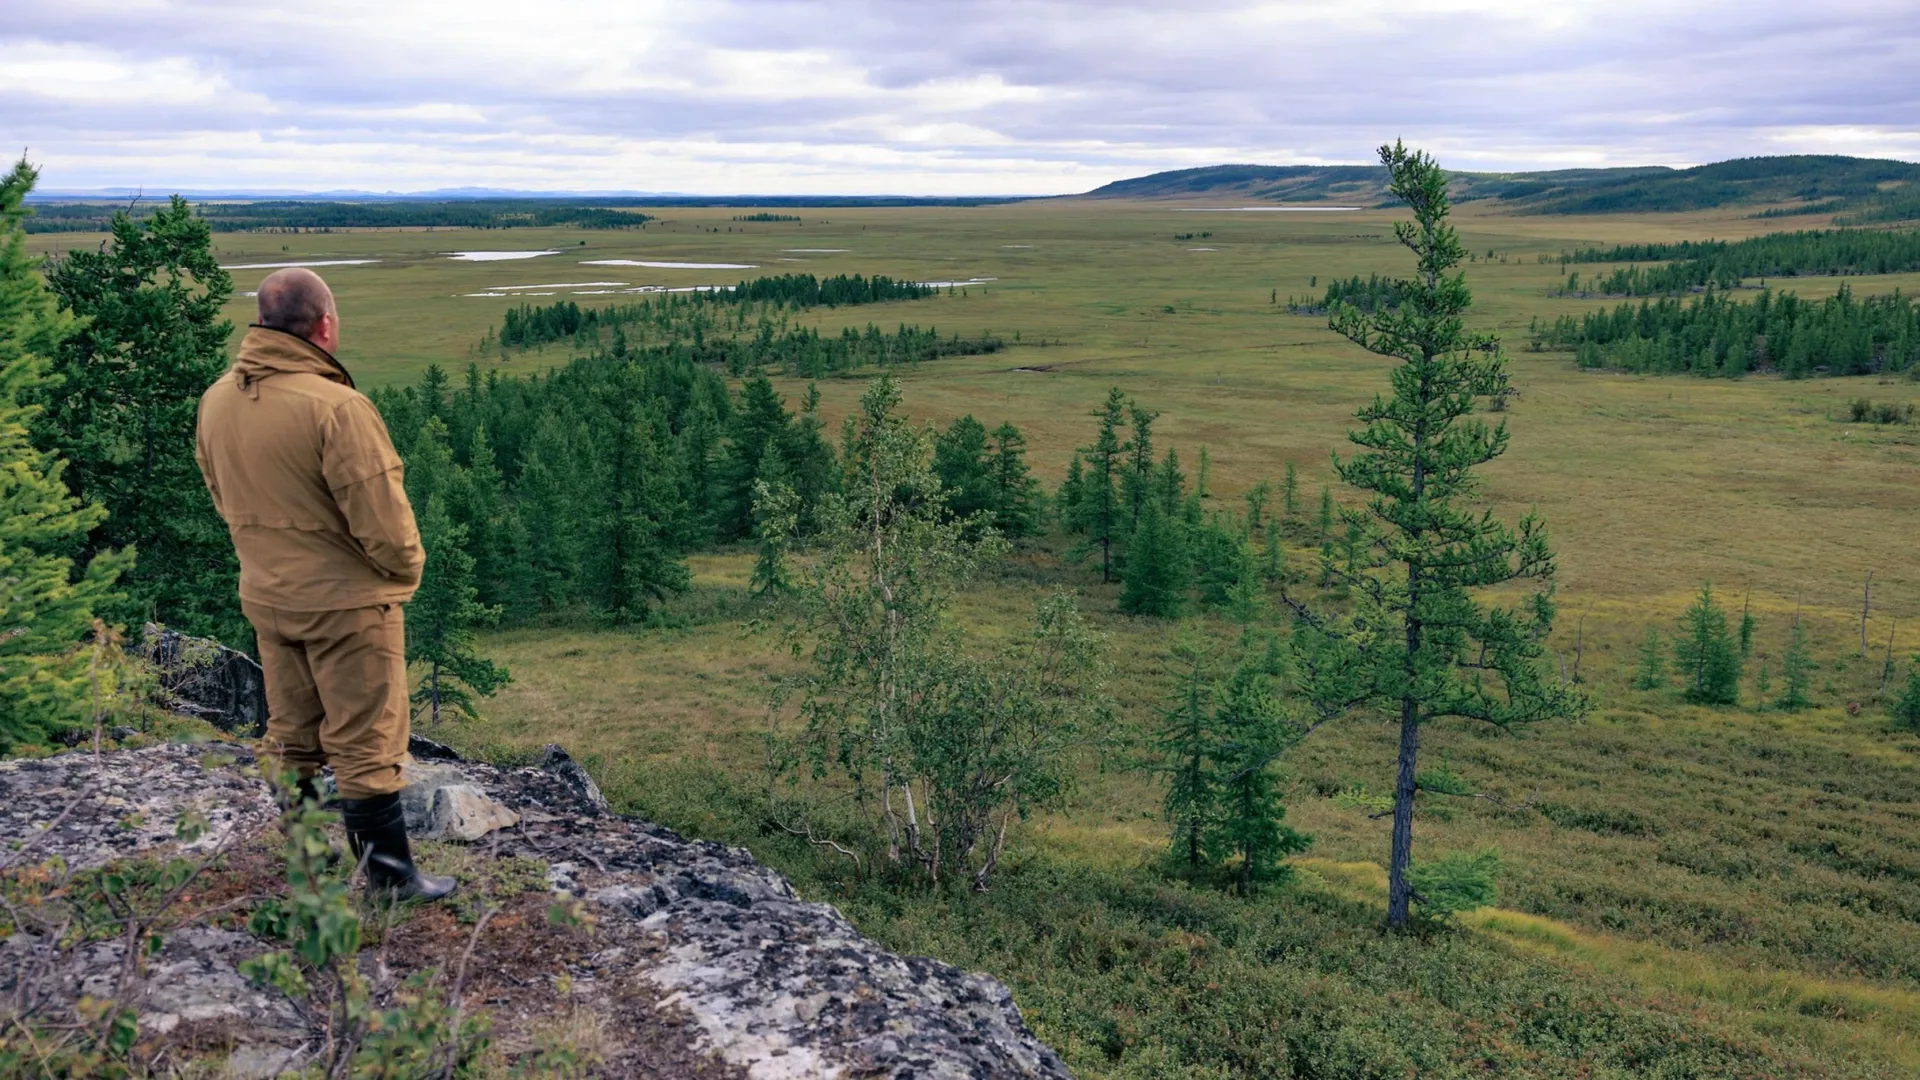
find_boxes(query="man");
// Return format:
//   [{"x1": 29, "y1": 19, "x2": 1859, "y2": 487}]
[{"x1": 196, "y1": 268, "x2": 453, "y2": 903}]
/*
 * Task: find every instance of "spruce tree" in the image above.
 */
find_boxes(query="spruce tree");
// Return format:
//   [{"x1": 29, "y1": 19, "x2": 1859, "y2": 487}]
[
  {"x1": 453, "y1": 425, "x2": 507, "y2": 609},
  {"x1": 0, "y1": 158, "x2": 131, "y2": 748},
  {"x1": 407, "y1": 495, "x2": 508, "y2": 726},
  {"x1": 1244, "y1": 480, "x2": 1270, "y2": 532},
  {"x1": 1057, "y1": 453, "x2": 1086, "y2": 534},
  {"x1": 1079, "y1": 389, "x2": 1127, "y2": 582},
  {"x1": 1118, "y1": 498, "x2": 1188, "y2": 617},
  {"x1": 932, "y1": 414, "x2": 996, "y2": 524},
  {"x1": 1675, "y1": 583, "x2": 1742, "y2": 705},
  {"x1": 987, "y1": 421, "x2": 1041, "y2": 537},
  {"x1": 750, "y1": 441, "x2": 798, "y2": 596},
  {"x1": 1123, "y1": 401, "x2": 1158, "y2": 534},
  {"x1": 1893, "y1": 659, "x2": 1920, "y2": 731},
  {"x1": 1154, "y1": 447, "x2": 1186, "y2": 516},
  {"x1": 1315, "y1": 485, "x2": 1334, "y2": 542},
  {"x1": 1281, "y1": 462, "x2": 1300, "y2": 523},
  {"x1": 42, "y1": 194, "x2": 240, "y2": 642},
  {"x1": 1292, "y1": 142, "x2": 1578, "y2": 929},
  {"x1": 591, "y1": 398, "x2": 690, "y2": 623},
  {"x1": 719, "y1": 375, "x2": 792, "y2": 541},
  {"x1": 1777, "y1": 617, "x2": 1813, "y2": 711},
  {"x1": 1207, "y1": 665, "x2": 1310, "y2": 894},
  {"x1": 1159, "y1": 632, "x2": 1216, "y2": 871},
  {"x1": 1632, "y1": 627, "x2": 1666, "y2": 690},
  {"x1": 1262, "y1": 519, "x2": 1284, "y2": 584},
  {"x1": 1196, "y1": 445, "x2": 1211, "y2": 499},
  {"x1": 514, "y1": 414, "x2": 582, "y2": 614}
]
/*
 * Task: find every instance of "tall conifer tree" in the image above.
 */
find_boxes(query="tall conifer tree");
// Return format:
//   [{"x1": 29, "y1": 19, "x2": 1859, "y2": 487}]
[
  {"x1": 1079, "y1": 389, "x2": 1127, "y2": 582},
  {"x1": 407, "y1": 495, "x2": 508, "y2": 726},
  {"x1": 1118, "y1": 499, "x2": 1188, "y2": 617},
  {"x1": 1292, "y1": 142, "x2": 1578, "y2": 928},
  {"x1": 0, "y1": 159, "x2": 130, "y2": 747},
  {"x1": 42, "y1": 195, "x2": 238, "y2": 642}
]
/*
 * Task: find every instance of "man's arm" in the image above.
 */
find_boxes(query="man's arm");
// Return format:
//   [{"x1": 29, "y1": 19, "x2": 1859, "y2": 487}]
[
  {"x1": 193, "y1": 399, "x2": 225, "y2": 520},
  {"x1": 322, "y1": 396, "x2": 425, "y2": 588}
]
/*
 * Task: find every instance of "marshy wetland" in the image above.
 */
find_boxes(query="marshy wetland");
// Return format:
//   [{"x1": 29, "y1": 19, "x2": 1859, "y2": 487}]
[{"x1": 30, "y1": 194, "x2": 1920, "y2": 1076}]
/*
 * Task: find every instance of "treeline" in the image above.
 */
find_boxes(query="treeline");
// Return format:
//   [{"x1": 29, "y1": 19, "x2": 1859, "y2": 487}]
[
  {"x1": 24, "y1": 200, "x2": 653, "y2": 233},
  {"x1": 1055, "y1": 388, "x2": 1334, "y2": 620},
  {"x1": 492, "y1": 273, "x2": 935, "y2": 350},
  {"x1": 1529, "y1": 285, "x2": 1920, "y2": 377},
  {"x1": 1283, "y1": 273, "x2": 1403, "y2": 315},
  {"x1": 367, "y1": 353, "x2": 1041, "y2": 627},
  {"x1": 733, "y1": 272, "x2": 931, "y2": 307},
  {"x1": 733, "y1": 213, "x2": 800, "y2": 222},
  {"x1": 1550, "y1": 229, "x2": 1920, "y2": 297}
]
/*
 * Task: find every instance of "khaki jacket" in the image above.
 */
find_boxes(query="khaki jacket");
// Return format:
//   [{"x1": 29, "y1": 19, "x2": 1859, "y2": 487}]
[{"x1": 196, "y1": 327, "x2": 424, "y2": 611}]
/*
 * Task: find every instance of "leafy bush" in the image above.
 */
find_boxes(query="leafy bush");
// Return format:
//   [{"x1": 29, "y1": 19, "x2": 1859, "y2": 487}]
[{"x1": 1408, "y1": 849, "x2": 1501, "y2": 917}]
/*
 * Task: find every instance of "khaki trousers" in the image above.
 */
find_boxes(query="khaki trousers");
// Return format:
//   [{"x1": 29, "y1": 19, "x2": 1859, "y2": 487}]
[{"x1": 243, "y1": 601, "x2": 411, "y2": 799}]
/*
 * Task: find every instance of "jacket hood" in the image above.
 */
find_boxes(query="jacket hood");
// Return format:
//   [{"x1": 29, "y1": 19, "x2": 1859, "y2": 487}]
[{"x1": 232, "y1": 326, "x2": 356, "y2": 392}]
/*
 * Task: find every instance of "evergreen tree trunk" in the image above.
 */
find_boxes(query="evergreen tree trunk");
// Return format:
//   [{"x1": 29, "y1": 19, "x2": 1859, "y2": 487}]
[{"x1": 1388, "y1": 694, "x2": 1420, "y2": 926}]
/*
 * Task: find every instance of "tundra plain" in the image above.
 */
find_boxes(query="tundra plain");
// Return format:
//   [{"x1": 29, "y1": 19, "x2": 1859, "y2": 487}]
[{"x1": 32, "y1": 197, "x2": 1920, "y2": 1076}]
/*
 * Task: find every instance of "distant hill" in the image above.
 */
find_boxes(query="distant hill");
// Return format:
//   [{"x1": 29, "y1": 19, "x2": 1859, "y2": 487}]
[{"x1": 1081, "y1": 155, "x2": 1920, "y2": 221}]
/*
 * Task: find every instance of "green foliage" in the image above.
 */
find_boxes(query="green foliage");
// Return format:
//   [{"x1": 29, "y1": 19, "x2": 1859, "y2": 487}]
[
  {"x1": 1280, "y1": 461, "x2": 1300, "y2": 521},
  {"x1": 1675, "y1": 583, "x2": 1742, "y2": 705},
  {"x1": 242, "y1": 769, "x2": 488, "y2": 1075},
  {"x1": 1631, "y1": 626, "x2": 1667, "y2": 690},
  {"x1": 1776, "y1": 618, "x2": 1815, "y2": 711},
  {"x1": 1555, "y1": 228, "x2": 1920, "y2": 297},
  {"x1": 407, "y1": 492, "x2": 509, "y2": 726},
  {"x1": 1207, "y1": 664, "x2": 1312, "y2": 893},
  {"x1": 1893, "y1": 658, "x2": 1920, "y2": 730},
  {"x1": 1243, "y1": 478, "x2": 1270, "y2": 531},
  {"x1": 749, "y1": 473, "x2": 799, "y2": 596},
  {"x1": 1072, "y1": 388, "x2": 1128, "y2": 582},
  {"x1": 1297, "y1": 141, "x2": 1579, "y2": 928},
  {"x1": 776, "y1": 375, "x2": 1111, "y2": 890},
  {"x1": 1532, "y1": 284, "x2": 1920, "y2": 377},
  {"x1": 1157, "y1": 630, "x2": 1215, "y2": 871},
  {"x1": 0, "y1": 158, "x2": 129, "y2": 748},
  {"x1": 1285, "y1": 272, "x2": 1405, "y2": 315},
  {"x1": 1407, "y1": 849, "x2": 1501, "y2": 917},
  {"x1": 986, "y1": 421, "x2": 1043, "y2": 537},
  {"x1": 41, "y1": 194, "x2": 239, "y2": 642},
  {"x1": 1118, "y1": 499, "x2": 1189, "y2": 617}
]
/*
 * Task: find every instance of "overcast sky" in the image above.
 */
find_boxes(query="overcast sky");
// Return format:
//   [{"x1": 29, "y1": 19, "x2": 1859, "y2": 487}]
[{"x1": 9, "y1": 0, "x2": 1919, "y2": 195}]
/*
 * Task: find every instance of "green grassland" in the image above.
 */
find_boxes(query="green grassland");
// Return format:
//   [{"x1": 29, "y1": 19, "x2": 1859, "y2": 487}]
[{"x1": 31, "y1": 198, "x2": 1920, "y2": 1076}]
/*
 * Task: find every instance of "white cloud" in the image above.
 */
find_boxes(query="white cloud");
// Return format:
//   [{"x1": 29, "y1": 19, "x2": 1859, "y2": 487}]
[{"x1": 7, "y1": 0, "x2": 1919, "y2": 193}]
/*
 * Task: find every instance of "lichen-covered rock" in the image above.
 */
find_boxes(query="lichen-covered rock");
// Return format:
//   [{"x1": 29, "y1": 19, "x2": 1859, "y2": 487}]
[
  {"x1": 137, "y1": 625, "x2": 268, "y2": 736},
  {"x1": 0, "y1": 744, "x2": 1072, "y2": 1079}
]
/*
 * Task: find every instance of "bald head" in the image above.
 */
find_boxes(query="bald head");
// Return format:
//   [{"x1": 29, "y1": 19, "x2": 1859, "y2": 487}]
[{"x1": 256, "y1": 268, "x2": 338, "y2": 349}]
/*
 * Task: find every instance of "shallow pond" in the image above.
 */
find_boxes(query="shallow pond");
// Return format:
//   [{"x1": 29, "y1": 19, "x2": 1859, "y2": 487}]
[
  {"x1": 445, "y1": 250, "x2": 562, "y2": 261},
  {"x1": 582, "y1": 259, "x2": 758, "y2": 269},
  {"x1": 220, "y1": 259, "x2": 381, "y2": 269}
]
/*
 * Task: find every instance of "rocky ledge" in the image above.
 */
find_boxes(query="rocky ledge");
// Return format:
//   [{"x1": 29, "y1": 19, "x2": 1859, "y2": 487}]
[{"x1": 0, "y1": 742, "x2": 1070, "y2": 1079}]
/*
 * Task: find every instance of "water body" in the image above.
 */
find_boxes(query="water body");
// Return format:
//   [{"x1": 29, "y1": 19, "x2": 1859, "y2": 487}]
[
  {"x1": 487, "y1": 281, "x2": 629, "y2": 290},
  {"x1": 1173, "y1": 207, "x2": 1361, "y2": 212},
  {"x1": 1001, "y1": 244, "x2": 1035, "y2": 249},
  {"x1": 582, "y1": 259, "x2": 758, "y2": 269},
  {"x1": 917, "y1": 277, "x2": 998, "y2": 288},
  {"x1": 781, "y1": 248, "x2": 849, "y2": 253},
  {"x1": 445, "y1": 250, "x2": 562, "y2": 261},
  {"x1": 219, "y1": 259, "x2": 381, "y2": 270},
  {"x1": 1189, "y1": 247, "x2": 1218, "y2": 251}
]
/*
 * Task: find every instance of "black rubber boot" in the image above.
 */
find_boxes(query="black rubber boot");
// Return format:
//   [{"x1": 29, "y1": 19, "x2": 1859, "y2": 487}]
[{"x1": 336, "y1": 793, "x2": 457, "y2": 904}]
